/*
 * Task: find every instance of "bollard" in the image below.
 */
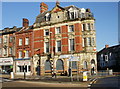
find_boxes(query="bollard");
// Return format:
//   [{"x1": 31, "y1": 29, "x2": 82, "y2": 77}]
[
  {"x1": 83, "y1": 71, "x2": 87, "y2": 81},
  {"x1": 10, "y1": 72, "x2": 14, "y2": 79}
]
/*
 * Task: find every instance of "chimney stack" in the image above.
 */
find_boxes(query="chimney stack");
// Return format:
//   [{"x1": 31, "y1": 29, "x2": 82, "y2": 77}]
[
  {"x1": 23, "y1": 18, "x2": 29, "y2": 28},
  {"x1": 105, "y1": 45, "x2": 109, "y2": 48},
  {"x1": 40, "y1": 2, "x2": 48, "y2": 13},
  {"x1": 56, "y1": 0, "x2": 60, "y2": 6}
]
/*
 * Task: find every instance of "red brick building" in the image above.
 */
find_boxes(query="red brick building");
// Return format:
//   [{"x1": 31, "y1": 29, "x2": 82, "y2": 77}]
[
  {"x1": 32, "y1": 2, "x2": 97, "y2": 76},
  {"x1": 14, "y1": 18, "x2": 34, "y2": 75},
  {"x1": 0, "y1": 27, "x2": 18, "y2": 73}
]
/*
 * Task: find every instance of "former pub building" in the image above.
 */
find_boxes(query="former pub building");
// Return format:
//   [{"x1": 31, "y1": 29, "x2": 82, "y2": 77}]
[
  {"x1": 0, "y1": 2, "x2": 97, "y2": 76},
  {"x1": 32, "y1": 2, "x2": 97, "y2": 76}
]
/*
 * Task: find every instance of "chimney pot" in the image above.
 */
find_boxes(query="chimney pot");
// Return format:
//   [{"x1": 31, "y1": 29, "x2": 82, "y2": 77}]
[
  {"x1": 23, "y1": 18, "x2": 29, "y2": 28},
  {"x1": 105, "y1": 45, "x2": 109, "y2": 48}
]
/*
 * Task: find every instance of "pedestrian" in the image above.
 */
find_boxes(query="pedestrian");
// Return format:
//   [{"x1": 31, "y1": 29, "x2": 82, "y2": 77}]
[{"x1": 68, "y1": 67, "x2": 71, "y2": 77}]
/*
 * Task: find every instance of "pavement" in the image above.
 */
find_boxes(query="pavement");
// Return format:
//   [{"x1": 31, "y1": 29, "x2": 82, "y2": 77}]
[{"x1": 1, "y1": 73, "x2": 118, "y2": 88}]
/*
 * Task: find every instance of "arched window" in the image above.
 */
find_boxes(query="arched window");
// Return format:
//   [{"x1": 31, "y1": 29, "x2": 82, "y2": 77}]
[
  {"x1": 56, "y1": 59, "x2": 64, "y2": 70},
  {"x1": 84, "y1": 61, "x2": 88, "y2": 69},
  {"x1": 45, "y1": 60, "x2": 51, "y2": 70},
  {"x1": 91, "y1": 59, "x2": 95, "y2": 64},
  {"x1": 72, "y1": 61, "x2": 77, "y2": 69},
  {"x1": 45, "y1": 13, "x2": 51, "y2": 21}
]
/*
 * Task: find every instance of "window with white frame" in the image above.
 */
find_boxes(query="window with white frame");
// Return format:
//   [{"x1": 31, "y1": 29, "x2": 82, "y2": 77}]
[
  {"x1": 92, "y1": 37, "x2": 95, "y2": 46},
  {"x1": 4, "y1": 48, "x2": 7, "y2": 55},
  {"x1": 82, "y1": 38, "x2": 85, "y2": 47},
  {"x1": 9, "y1": 47, "x2": 12, "y2": 54},
  {"x1": 19, "y1": 51, "x2": 22, "y2": 58},
  {"x1": 82, "y1": 24, "x2": 86, "y2": 31},
  {"x1": 69, "y1": 25, "x2": 74, "y2": 32},
  {"x1": 56, "y1": 41, "x2": 61, "y2": 52},
  {"x1": 87, "y1": 37, "x2": 91, "y2": 46},
  {"x1": 56, "y1": 27, "x2": 61, "y2": 34},
  {"x1": 105, "y1": 55, "x2": 108, "y2": 62},
  {"x1": 4, "y1": 36, "x2": 7, "y2": 43},
  {"x1": 25, "y1": 50, "x2": 29, "y2": 58},
  {"x1": 19, "y1": 38, "x2": 22, "y2": 46},
  {"x1": 0, "y1": 38, "x2": 2, "y2": 44},
  {"x1": 69, "y1": 39, "x2": 75, "y2": 51},
  {"x1": 9, "y1": 36, "x2": 13, "y2": 43},
  {"x1": 25, "y1": 37, "x2": 29, "y2": 45},
  {"x1": 44, "y1": 29, "x2": 49, "y2": 36},
  {"x1": 91, "y1": 23, "x2": 94, "y2": 30},
  {"x1": 45, "y1": 42, "x2": 49, "y2": 53},
  {"x1": 45, "y1": 13, "x2": 51, "y2": 21},
  {"x1": 87, "y1": 23, "x2": 91, "y2": 30},
  {"x1": 69, "y1": 8, "x2": 79, "y2": 19},
  {"x1": 0, "y1": 48, "x2": 2, "y2": 55}
]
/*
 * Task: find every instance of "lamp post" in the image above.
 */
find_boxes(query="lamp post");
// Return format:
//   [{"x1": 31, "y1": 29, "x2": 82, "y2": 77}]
[{"x1": 23, "y1": 50, "x2": 26, "y2": 80}]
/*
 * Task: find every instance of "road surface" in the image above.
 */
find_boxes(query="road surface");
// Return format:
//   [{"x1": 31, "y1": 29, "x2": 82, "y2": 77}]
[{"x1": 90, "y1": 76, "x2": 120, "y2": 89}]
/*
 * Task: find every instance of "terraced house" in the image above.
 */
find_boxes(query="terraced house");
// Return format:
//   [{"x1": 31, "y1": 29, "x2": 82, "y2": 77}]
[{"x1": 32, "y1": 2, "x2": 97, "y2": 76}]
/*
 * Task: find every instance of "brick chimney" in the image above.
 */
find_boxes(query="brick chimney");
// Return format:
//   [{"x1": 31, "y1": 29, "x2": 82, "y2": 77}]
[
  {"x1": 23, "y1": 18, "x2": 29, "y2": 28},
  {"x1": 40, "y1": 2, "x2": 48, "y2": 13},
  {"x1": 105, "y1": 45, "x2": 109, "y2": 48}
]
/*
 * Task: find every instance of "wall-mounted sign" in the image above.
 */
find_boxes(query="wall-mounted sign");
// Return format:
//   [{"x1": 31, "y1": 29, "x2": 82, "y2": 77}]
[
  {"x1": 16, "y1": 61, "x2": 31, "y2": 66},
  {"x1": 0, "y1": 57, "x2": 13, "y2": 65}
]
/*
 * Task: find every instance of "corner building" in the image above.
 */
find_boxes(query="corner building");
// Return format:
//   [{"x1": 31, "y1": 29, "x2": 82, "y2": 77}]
[{"x1": 33, "y1": 2, "x2": 97, "y2": 76}]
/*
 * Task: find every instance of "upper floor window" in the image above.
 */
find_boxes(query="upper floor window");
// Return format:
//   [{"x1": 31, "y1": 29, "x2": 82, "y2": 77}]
[
  {"x1": 91, "y1": 23, "x2": 94, "y2": 30},
  {"x1": 69, "y1": 9, "x2": 79, "y2": 19},
  {"x1": 3, "y1": 48, "x2": 7, "y2": 56},
  {"x1": 4, "y1": 36, "x2": 7, "y2": 43},
  {"x1": 82, "y1": 24, "x2": 86, "y2": 31},
  {"x1": 0, "y1": 38, "x2": 2, "y2": 44},
  {"x1": 25, "y1": 50, "x2": 29, "y2": 58},
  {"x1": 105, "y1": 55, "x2": 108, "y2": 62},
  {"x1": 0, "y1": 48, "x2": 2, "y2": 55},
  {"x1": 87, "y1": 23, "x2": 91, "y2": 30},
  {"x1": 9, "y1": 36, "x2": 13, "y2": 43},
  {"x1": 45, "y1": 42, "x2": 49, "y2": 53},
  {"x1": 69, "y1": 39, "x2": 75, "y2": 51},
  {"x1": 87, "y1": 37, "x2": 91, "y2": 46},
  {"x1": 45, "y1": 13, "x2": 51, "y2": 21},
  {"x1": 82, "y1": 38, "x2": 85, "y2": 47},
  {"x1": 44, "y1": 29, "x2": 49, "y2": 36},
  {"x1": 19, "y1": 51, "x2": 22, "y2": 58},
  {"x1": 92, "y1": 37, "x2": 95, "y2": 46},
  {"x1": 56, "y1": 41, "x2": 61, "y2": 52},
  {"x1": 9, "y1": 47, "x2": 12, "y2": 55},
  {"x1": 56, "y1": 27, "x2": 61, "y2": 34},
  {"x1": 69, "y1": 25, "x2": 74, "y2": 32},
  {"x1": 19, "y1": 38, "x2": 22, "y2": 46},
  {"x1": 25, "y1": 37, "x2": 29, "y2": 45}
]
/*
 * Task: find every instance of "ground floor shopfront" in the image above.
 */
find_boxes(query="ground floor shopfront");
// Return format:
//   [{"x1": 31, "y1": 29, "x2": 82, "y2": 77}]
[
  {"x1": 13, "y1": 59, "x2": 32, "y2": 75},
  {"x1": 32, "y1": 53, "x2": 97, "y2": 76},
  {"x1": 0, "y1": 57, "x2": 13, "y2": 73}
]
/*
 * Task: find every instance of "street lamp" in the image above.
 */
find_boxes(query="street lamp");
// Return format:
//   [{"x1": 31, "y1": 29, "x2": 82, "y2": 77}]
[{"x1": 23, "y1": 50, "x2": 26, "y2": 80}]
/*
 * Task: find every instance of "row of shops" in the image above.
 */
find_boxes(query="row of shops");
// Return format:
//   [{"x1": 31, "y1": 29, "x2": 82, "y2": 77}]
[{"x1": 0, "y1": 54, "x2": 96, "y2": 76}]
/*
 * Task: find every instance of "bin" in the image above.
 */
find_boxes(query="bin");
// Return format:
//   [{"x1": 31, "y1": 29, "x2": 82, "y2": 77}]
[
  {"x1": 10, "y1": 72, "x2": 14, "y2": 79},
  {"x1": 83, "y1": 71, "x2": 87, "y2": 81}
]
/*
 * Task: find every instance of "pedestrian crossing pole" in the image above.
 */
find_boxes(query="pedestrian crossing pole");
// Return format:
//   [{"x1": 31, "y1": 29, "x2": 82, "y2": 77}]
[{"x1": 50, "y1": 58, "x2": 54, "y2": 76}]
